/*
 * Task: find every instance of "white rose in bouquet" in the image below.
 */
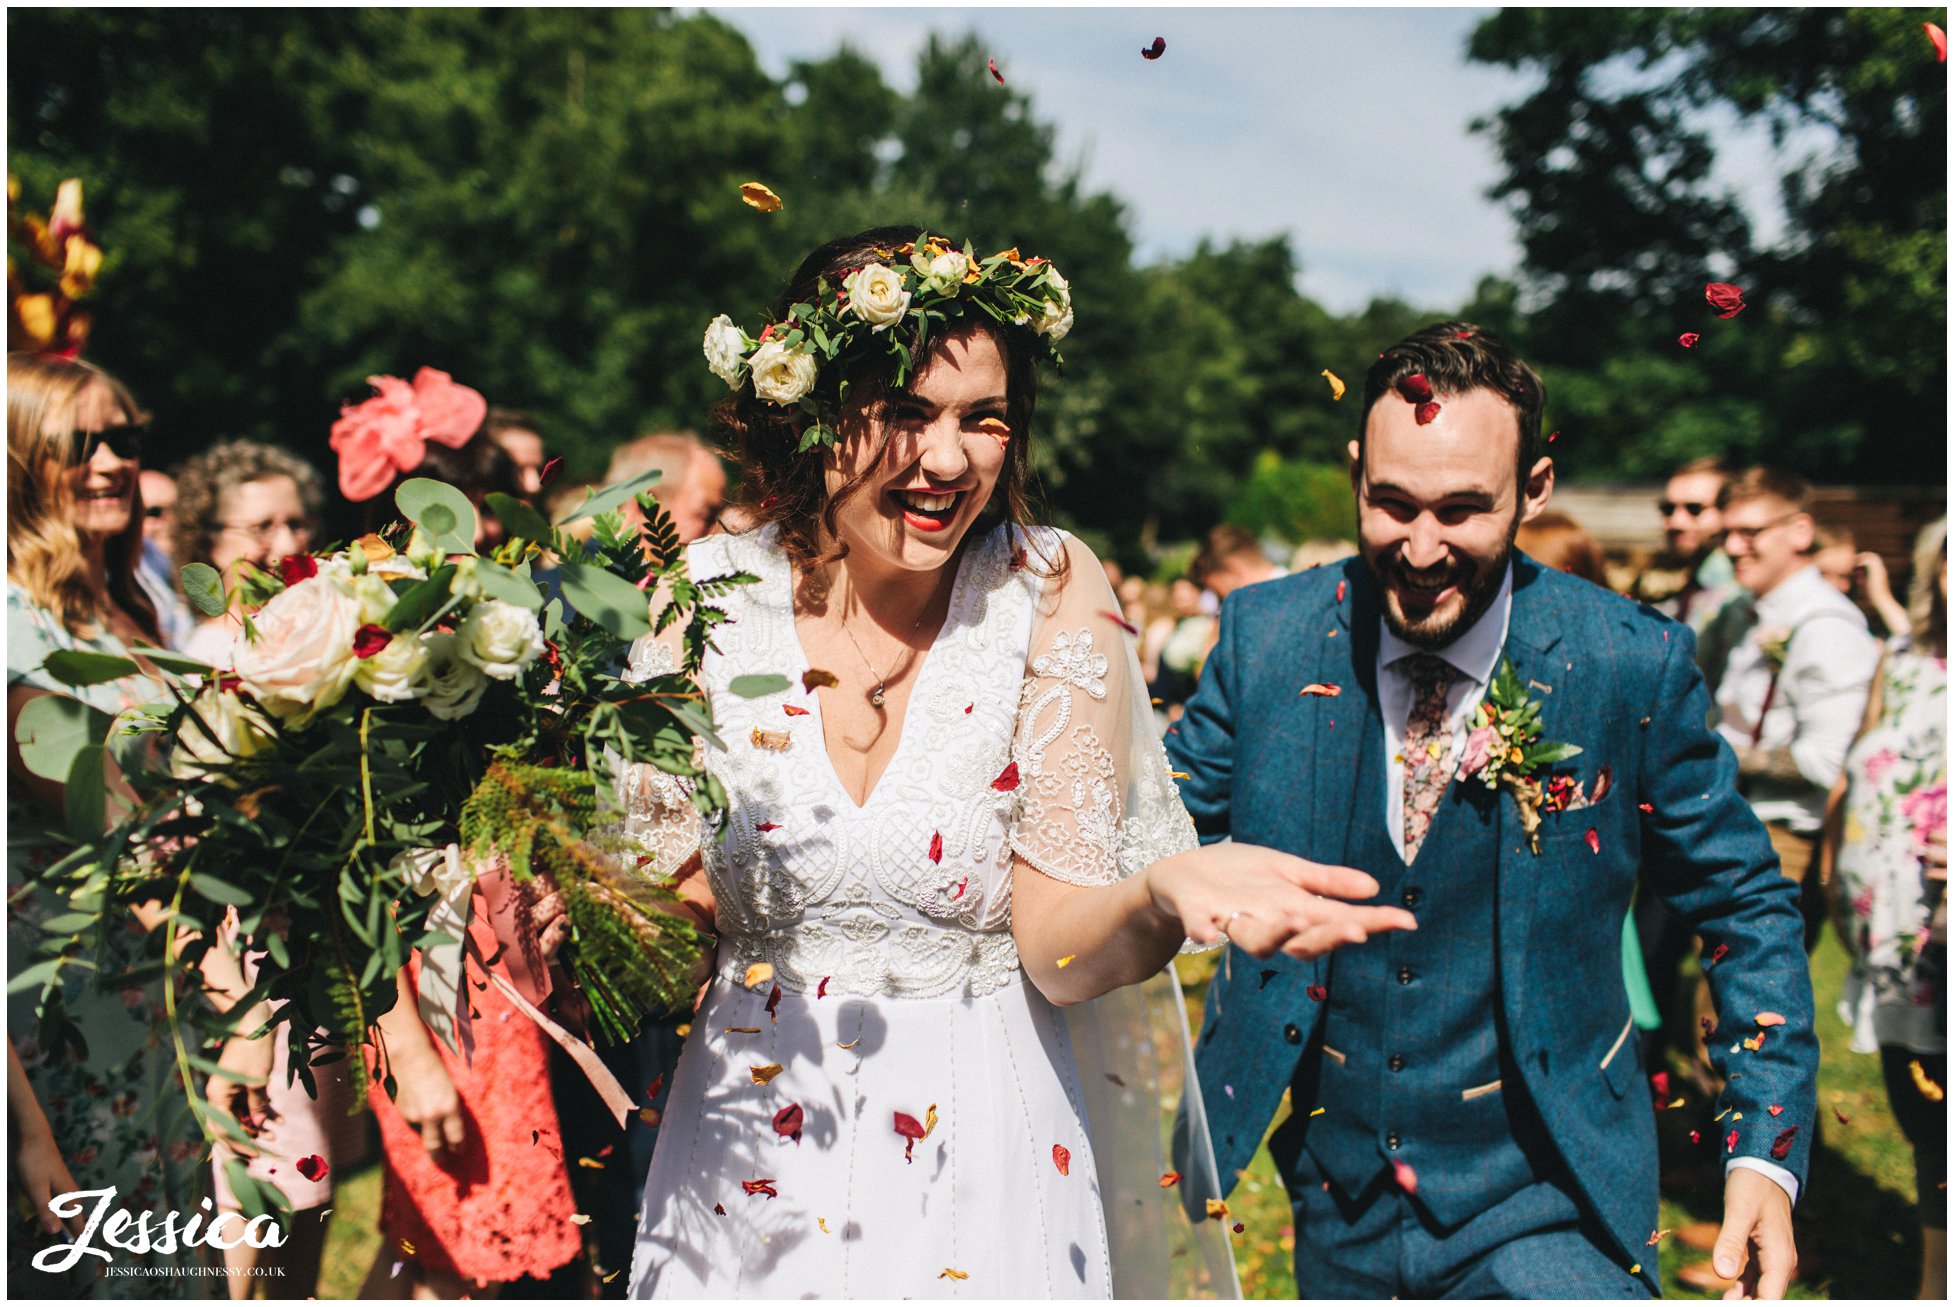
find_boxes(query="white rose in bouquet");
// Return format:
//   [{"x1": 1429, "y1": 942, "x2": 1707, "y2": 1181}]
[
  {"x1": 419, "y1": 632, "x2": 490, "y2": 721},
  {"x1": 1032, "y1": 266, "x2": 1073, "y2": 342},
  {"x1": 746, "y1": 339, "x2": 818, "y2": 405},
  {"x1": 910, "y1": 247, "x2": 970, "y2": 296},
  {"x1": 454, "y1": 600, "x2": 545, "y2": 681},
  {"x1": 233, "y1": 575, "x2": 363, "y2": 727},
  {"x1": 349, "y1": 572, "x2": 403, "y2": 627},
  {"x1": 844, "y1": 263, "x2": 912, "y2": 331},
  {"x1": 354, "y1": 632, "x2": 432, "y2": 703},
  {"x1": 703, "y1": 314, "x2": 749, "y2": 389},
  {"x1": 171, "y1": 680, "x2": 275, "y2": 782}
]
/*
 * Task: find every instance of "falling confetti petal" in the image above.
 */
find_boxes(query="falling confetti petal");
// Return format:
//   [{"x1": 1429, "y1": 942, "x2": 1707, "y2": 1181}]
[
  {"x1": 1832, "y1": 1106, "x2": 1852, "y2": 1125},
  {"x1": 296, "y1": 1155, "x2": 329, "y2": 1183},
  {"x1": 726, "y1": 1026, "x2": 761, "y2": 1034},
  {"x1": 1768, "y1": 1105, "x2": 1783, "y2": 1116},
  {"x1": 1307, "y1": 984, "x2": 1327, "y2": 1001},
  {"x1": 1769, "y1": 1125, "x2": 1798, "y2": 1160},
  {"x1": 1160, "y1": 1171, "x2": 1183, "y2": 1188},
  {"x1": 1725, "y1": 1128, "x2": 1740, "y2": 1154},
  {"x1": 1142, "y1": 36, "x2": 1166, "y2": 59},
  {"x1": 1630, "y1": 1264, "x2": 1642, "y2": 1276},
  {"x1": 1099, "y1": 609, "x2": 1142, "y2": 636},
  {"x1": 1052, "y1": 1143, "x2": 1072, "y2": 1175},
  {"x1": 1414, "y1": 401, "x2": 1441, "y2": 425},
  {"x1": 741, "y1": 1179, "x2": 779, "y2": 1198},
  {"x1": 1638, "y1": 803, "x2": 1654, "y2": 814},
  {"x1": 639, "y1": 1106, "x2": 663, "y2": 1128},
  {"x1": 1928, "y1": 22, "x2": 1948, "y2": 61},
  {"x1": 1398, "y1": 373, "x2": 1434, "y2": 403},
  {"x1": 577, "y1": 1156, "x2": 605, "y2": 1169},
  {"x1": 773, "y1": 1103, "x2": 805, "y2": 1143},
  {"x1": 819, "y1": 1217, "x2": 830, "y2": 1233},
  {"x1": 1310, "y1": 1107, "x2": 1326, "y2": 1117},
  {"x1": 1689, "y1": 1130, "x2": 1702, "y2": 1144},
  {"x1": 1205, "y1": 1198, "x2": 1230, "y2": 1221},
  {"x1": 929, "y1": 832, "x2": 944, "y2": 864},
  {"x1": 1583, "y1": 827, "x2": 1600, "y2": 854},
  {"x1": 714, "y1": 1202, "x2": 727, "y2": 1215},
  {"x1": 570, "y1": 1212, "x2": 594, "y2": 1225},
  {"x1": 1911, "y1": 1059, "x2": 1945, "y2": 1102},
  {"x1": 1300, "y1": 683, "x2": 1342, "y2": 697},
  {"x1": 1336, "y1": 580, "x2": 1347, "y2": 602},
  {"x1": 1647, "y1": 1229, "x2": 1670, "y2": 1246},
  {"x1": 924, "y1": 1104, "x2": 940, "y2": 1138},
  {"x1": 751, "y1": 727, "x2": 791, "y2": 751},
  {"x1": 756, "y1": 821, "x2": 780, "y2": 832},
  {"x1": 817, "y1": 976, "x2": 830, "y2": 999},
  {"x1": 1547, "y1": 430, "x2": 1560, "y2": 444},
  {"x1": 1679, "y1": 332, "x2": 1701, "y2": 348},
  {"x1": 1391, "y1": 1160, "x2": 1418, "y2": 1194},
  {"x1": 992, "y1": 761, "x2": 1021, "y2": 791},
  {"x1": 1704, "y1": 281, "x2": 1747, "y2": 318},
  {"x1": 766, "y1": 983, "x2": 783, "y2": 1022},
  {"x1": 988, "y1": 57, "x2": 1005, "y2": 84},
  {"x1": 837, "y1": 1037, "x2": 861, "y2": 1050},
  {"x1": 750, "y1": 1064, "x2": 784, "y2": 1085},
  {"x1": 1232, "y1": 1221, "x2": 1246, "y2": 1234},
  {"x1": 1056, "y1": 955, "x2": 1076, "y2": 968},
  {"x1": 738, "y1": 182, "x2": 783, "y2": 213},
  {"x1": 784, "y1": 704, "x2": 810, "y2": 717},
  {"x1": 803, "y1": 669, "x2": 839, "y2": 692},
  {"x1": 1754, "y1": 1011, "x2": 1786, "y2": 1027},
  {"x1": 895, "y1": 1111, "x2": 926, "y2": 1163},
  {"x1": 1708, "y1": 942, "x2": 1729, "y2": 966},
  {"x1": 940, "y1": 1268, "x2": 970, "y2": 1281},
  {"x1": 1321, "y1": 369, "x2": 1346, "y2": 401},
  {"x1": 743, "y1": 963, "x2": 775, "y2": 990}
]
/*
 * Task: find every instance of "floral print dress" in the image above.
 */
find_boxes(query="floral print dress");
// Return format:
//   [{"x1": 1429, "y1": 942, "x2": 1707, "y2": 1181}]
[
  {"x1": 1837, "y1": 644, "x2": 1947, "y2": 1055},
  {"x1": 7, "y1": 584, "x2": 212, "y2": 1296}
]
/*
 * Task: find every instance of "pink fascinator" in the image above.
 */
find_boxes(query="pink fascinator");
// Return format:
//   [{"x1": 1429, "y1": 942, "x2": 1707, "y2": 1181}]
[{"x1": 329, "y1": 367, "x2": 488, "y2": 501}]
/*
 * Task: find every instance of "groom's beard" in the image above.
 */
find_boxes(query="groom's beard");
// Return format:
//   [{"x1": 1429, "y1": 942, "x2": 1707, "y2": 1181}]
[{"x1": 1368, "y1": 518, "x2": 1519, "y2": 652}]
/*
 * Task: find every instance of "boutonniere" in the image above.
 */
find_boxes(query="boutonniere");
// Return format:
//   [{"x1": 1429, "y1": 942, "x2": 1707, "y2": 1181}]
[
  {"x1": 1756, "y1": 626, "x2": 1792, "y2": 671},
  {"x1": 1456, "y1": 658, "x2": 1584, "y2": 854}
]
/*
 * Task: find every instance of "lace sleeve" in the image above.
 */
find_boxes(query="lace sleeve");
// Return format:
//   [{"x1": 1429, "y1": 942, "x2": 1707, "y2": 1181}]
[
  {"x1": 612, "y1": 635, "x2": 702, "y2": 883},
  {"x1": 1008, "y1": 536, "x2": 1197, "y2": 887}
]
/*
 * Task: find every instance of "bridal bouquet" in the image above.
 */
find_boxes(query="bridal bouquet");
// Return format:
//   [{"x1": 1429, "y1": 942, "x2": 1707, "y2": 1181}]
[{"x1": 13, "y1": 471, "x2": 750, "y2": 1202}]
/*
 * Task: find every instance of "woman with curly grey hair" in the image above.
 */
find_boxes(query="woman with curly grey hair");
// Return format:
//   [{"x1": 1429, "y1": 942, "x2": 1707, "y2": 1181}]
[{"x1": 169, "y1": 439, "x2": 323, "y2": 665}]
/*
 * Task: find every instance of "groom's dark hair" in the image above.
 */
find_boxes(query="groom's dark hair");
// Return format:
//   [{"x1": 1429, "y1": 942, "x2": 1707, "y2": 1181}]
[{"x1": 1356, "y1": 322, "x2": 1547, "y2": 484}]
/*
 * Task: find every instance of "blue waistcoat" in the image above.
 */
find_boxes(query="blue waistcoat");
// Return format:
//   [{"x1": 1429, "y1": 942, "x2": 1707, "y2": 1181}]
[{"x1": 1298, "y1": 712, "x2": 1556, "y2": 1228}]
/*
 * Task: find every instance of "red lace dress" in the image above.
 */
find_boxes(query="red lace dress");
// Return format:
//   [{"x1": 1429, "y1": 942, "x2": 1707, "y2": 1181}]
[{"x1": 366, "y1": 880, "x2": 583, "y2": 1288}]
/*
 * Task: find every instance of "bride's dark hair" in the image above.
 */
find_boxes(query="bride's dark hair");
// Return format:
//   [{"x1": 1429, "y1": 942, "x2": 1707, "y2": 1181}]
[{"x1": 712, "y1": 224, "x2": 1058, "y2": 584}]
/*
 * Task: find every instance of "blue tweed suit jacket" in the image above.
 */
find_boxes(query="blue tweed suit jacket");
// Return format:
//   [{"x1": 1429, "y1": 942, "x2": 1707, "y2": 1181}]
[{"x1": 1166, "y1": 553, "x2": 1819, "y2": 1277}]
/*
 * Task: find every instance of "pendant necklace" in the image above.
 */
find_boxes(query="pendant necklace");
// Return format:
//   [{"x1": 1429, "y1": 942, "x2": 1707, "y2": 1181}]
[{"x1": 837, "y1": 593, "x2": 938, "y2": 709}]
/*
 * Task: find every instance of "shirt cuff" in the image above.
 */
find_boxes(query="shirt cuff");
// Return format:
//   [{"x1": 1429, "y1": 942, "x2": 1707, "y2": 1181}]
[{"x1": 1726, "y1": 1156, "x2": 1800, "y2": 1205}]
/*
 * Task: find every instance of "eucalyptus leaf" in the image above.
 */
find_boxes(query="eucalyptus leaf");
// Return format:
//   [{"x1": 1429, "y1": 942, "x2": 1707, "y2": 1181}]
[
  {"x1": 63, "y1": 745, "x2": 106, "y2": 841},
  {"x1": 472, "y1": 559, "x2": 545, "y2": 611},
  {"x1": 727, "y1": 674, "x2": 790, "y2": 699},
  {"x1": 395, "y1": 478, "x2": 478, "y2": 555},
  {"x1": 41, "y1": 649, "x2": 141, "y2": 687},
  {"x1": 189, "y1": 873, "x2": 255, "y2": 906},
  {"x1": 555, "y1": 468, "x2": 663, "y2": 526},
  {"x1": 382, "y1": 565, "x2": 459, "y2": 632},
  {"x1": 555, "y1": 561, "x2": 652, "y2": 640},
  {"x1": 180, "y1": 562, "x2": 226, "y2": 617},
  {"x1": 15, "y1": 694, "x2": 114, "y2": 782},
  {"x1": 129, "y1": 646, "x2": 216, "y2": 676},
  {"x1": 482, "y1": 492, "x2": 554, "y2": 544}
]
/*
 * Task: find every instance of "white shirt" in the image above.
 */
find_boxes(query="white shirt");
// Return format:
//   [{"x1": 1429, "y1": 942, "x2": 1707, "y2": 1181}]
[
  {"x1": 1714, "y1": 565, "x2": 1881, "y2": 833},
  {"x1": 1374, "y1": 562, "x2": 1801, "y2": 1203}
]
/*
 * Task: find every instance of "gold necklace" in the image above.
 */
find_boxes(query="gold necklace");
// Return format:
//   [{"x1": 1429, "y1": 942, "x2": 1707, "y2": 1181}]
[{"x1": 837, "y1": 606, "x2": 930, "y2": 708}]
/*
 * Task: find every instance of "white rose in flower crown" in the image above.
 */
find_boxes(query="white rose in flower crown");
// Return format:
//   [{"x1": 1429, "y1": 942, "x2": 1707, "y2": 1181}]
[
  {"x1": 355, "y1": 632, "x2": 432, "y2": 703},
  {"x1": 746, "y1": 339, "x2": 818, "y2": 405},
  {"x1": 910, "y1": 248, "x2": 970, "y2": 296},
  {"x1": 171, "y1": 680, "x2": 275, "y2": 782},
  {"x1": 419, "y1": 632, "x2": 490, "y2": 720},
  {"x1": 232, "y1": 574, "x2": 363, "y2": 728},
  {"x1": 454, "y1": 599, "x2": 545, "y2": 681},
  {"x1": 844, "y1": 263, "x2": 912, "y2": 331},
  {"x1": 1032, "y1": 267, "x2": 1073, "y2": 342},
  {"x1": 703, "y1": 314, "x2": 749, "y2": 390}
]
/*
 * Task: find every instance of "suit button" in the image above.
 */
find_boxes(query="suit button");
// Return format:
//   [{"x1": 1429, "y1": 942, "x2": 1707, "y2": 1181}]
[
  {"x1": 1386, "y1": 1132, "x2": 1401, "y2": 1150},
  {"x1": 1397, "y1": 968, "x2": 1413, "y2": 985},
  {"x1": 1388, "y1": 1054, "x2": 1405, "y2": 1072},
  {"x1": 1401, "y1": 888, "x2": 1420, "y2": 909},
  {"x1": 1284, "y1": 1023, "x2": 1302, "y2": 1045}
]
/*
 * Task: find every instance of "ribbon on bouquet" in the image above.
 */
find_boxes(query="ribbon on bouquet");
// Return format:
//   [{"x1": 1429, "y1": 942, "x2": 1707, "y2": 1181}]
[{"x1": 400, "y1": 844, "x2": 635, "y2": 1129}]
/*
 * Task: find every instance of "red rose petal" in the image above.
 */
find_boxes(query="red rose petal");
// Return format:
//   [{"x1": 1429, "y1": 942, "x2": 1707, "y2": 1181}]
[
  {"x1": 1300, "y1": 683, "x2": 1341, "y2": 697},
  {"x1": 1708, "y1": 943, "x2": 1729, "y2": 966},
  {"x1": 1052, "y1": 1143, "x2": 1071, "y2": 1176},
  {"x1": 539, "y1": 455, "x2": 564, "y2": 489},
  {"x1": 1142, "y1": 36, "x2": 1166, "y2": 59},
  {"x1": 1159, "y1": 1170, "x2": 1182, "y2": 1187},
  {"x1": 714, "y1": 1202, "x2": 727, "y2": 1215},
  {"x1": 1704, "y1": 281, "x2": 1747, "y2": 319},
  {"x1": 963, "y1": 703, "x2": 973, "y2": 714},
  {"x1": 784, "y1": 704, "x2": 810, "y2": 717},
  {"x1": 1584, "y1": 827, "x2": 1600, "y2": 855},
  {"x1": 1397, "y1": 373, "x2": 1434, "y2": 403},
  {"x1": 1547, "y1": 430, "x2": 1560, "y2": 444},
  {"x1": 1307, "y1": 984, "x2": 1327, "y2": 1002},
  {"x1": 353, "y1": 624, "x2": 393, "y2": 659},
  {"x1": 1232, "y1": 1221, "x2": 1246, "y2": 1234},
  {"x1": 817, "y1": 976, "x2": 830, "y2": 999},
  {"x1": 1336, "y1": 580, "x2": 1347, "y2": 602},
  {"x1": 1650, "y1": 1071, "x2": 1670, "y2": 1098},
  {"x1": 741, "y1": 1178, "x2": 779, "y2": 1198},
  {"x1": 1679, "y1": 332, "x2": 1701, "y2": 349},
  {"x1": 988, "y1": 57, "x2": 1005, "y2": 84},
  {"x1": 1768, "y1": 1105, "x2": 1783, "y2": 1117},
  {"x1": 296, "y1": 1154, "x2": 329, "y2": 1182},
  {"x1": 647, "y1": 1074, "x2": 665, "y2": 1100},
  {"x1": 279, "y1": 554, "x2": 318, "y2": 586},
  {"x1": 1391, "y1": 1159, "x2": 1418, "y2": 1194},
  {"x1": 1100, "y1": 610, "x2": 1141, "y2": 637},
  {"x1": 765, "y1": 983, "x2": 782, "y2": 1023},
  {"x1": 1414, "y1": 401, "x2": 1441, "y2": 426},
  {"x1": 1928, "y1": 21, "x2": 1948, "y2": 61},
  {"x1": 756, "y1": 822, "x2": 780, "y2": 833},
  {"x1": 1725, "y1": 1128, "x2": 1740, "y2": 1154},
  {"x1": 929, "y1": 832, "x2": 944, "y2": 864},
  {"x1": 1770, "y1": 1125, "x2": 1798, "y2": 1160},
  {"x1": 1638, "y1": 803, "x2": 1654, "y2": 814},
  {"x1": 952, "y1": 877, "x2": 968, "y2": 900},
  {"x1": 772, "y1": 1103, "x2": 804, "y2": 1143},
  {"x1": 1833, "y1": 1106, "x2": 1852, "y2": 1125},
  {"x1": 1690, "y1": 1129, "x2": 1702, "y2": 1144},
  {"x1": 992, "y1": 762, "x2": 1020, "y2": 792},
  {"x1": 895, "y1": 1110, "x2": 925, "y2": 1163}
]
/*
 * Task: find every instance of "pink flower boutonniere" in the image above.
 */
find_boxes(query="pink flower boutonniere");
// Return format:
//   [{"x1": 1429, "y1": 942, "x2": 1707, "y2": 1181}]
[
  {"x1": 328, "y1": 367, "x2": 487, "y2": 501},
  {"x1": 1456, "y1": 658, "x2": 1584, "y2": 854}
]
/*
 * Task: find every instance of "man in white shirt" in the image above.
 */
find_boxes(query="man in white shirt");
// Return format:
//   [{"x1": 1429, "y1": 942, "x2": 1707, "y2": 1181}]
[{"x1": 1712, "y1": 468, "x2": 1881, "y2": 905}]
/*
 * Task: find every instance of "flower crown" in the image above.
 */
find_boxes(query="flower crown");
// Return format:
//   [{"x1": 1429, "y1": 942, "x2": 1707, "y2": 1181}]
[
  {"x1": 329, "y1": 367, "x2": 488, "y2": 502},
  {"x1": 702, "y1": 236, "x2": 1071, "y2": 452}
]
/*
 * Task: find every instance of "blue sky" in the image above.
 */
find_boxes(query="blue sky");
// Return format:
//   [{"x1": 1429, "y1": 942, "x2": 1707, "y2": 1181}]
[{"x1": 704, "y1": 7, "x2": 1821, "y2": 314}]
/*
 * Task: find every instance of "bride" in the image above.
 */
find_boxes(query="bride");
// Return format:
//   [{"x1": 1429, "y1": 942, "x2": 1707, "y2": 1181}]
[{"x1": 622, "y1": 227, "x2": 1414, "y2": 1299}]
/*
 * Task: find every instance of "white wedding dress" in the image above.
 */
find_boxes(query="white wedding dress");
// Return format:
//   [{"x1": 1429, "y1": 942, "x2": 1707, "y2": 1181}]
[{"x1": 620, "y1": 522, "x2": 1237, "y2": 1300}]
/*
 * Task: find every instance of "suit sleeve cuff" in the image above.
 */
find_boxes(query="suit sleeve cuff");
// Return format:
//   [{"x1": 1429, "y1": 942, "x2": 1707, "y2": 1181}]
[{"x1": 1726, "y1": 1156, "x2": 1800, "y2": 1205}]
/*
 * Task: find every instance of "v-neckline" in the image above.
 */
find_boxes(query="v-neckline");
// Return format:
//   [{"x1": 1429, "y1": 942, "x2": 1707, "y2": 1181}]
[{"x1": 782, "y1": 538, "x2": 980, "y2": 813}]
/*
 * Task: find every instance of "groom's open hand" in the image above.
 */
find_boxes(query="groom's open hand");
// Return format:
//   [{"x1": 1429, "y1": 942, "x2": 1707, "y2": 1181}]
[
  {"x1": 1147, "y1": 844, "x2": 1418, "y2": 960},
  {"x1": 1713, "y1": 1167, "x2": 1797, "y2": 1299}
]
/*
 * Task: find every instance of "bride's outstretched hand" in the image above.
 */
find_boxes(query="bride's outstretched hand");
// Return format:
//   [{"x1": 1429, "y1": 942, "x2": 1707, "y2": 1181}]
[{"x1": 1145, "y1": 843, "x2": 1418, "y2": 960}]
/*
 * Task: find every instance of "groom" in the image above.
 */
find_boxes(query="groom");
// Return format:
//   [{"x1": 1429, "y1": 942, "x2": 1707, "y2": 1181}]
[{"x1": 1168, "y1": 323, "x2": 1816, "y2": 1298}]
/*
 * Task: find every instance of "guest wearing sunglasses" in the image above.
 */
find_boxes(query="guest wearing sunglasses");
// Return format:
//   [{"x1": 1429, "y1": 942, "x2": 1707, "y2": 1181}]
[
  {"x1": 133, "y1": 466, "x2": 195, "y2": 649},
  {"x1": 1632, "y1": 456, "x2": 1741, "y2": 643},
  {"x1": 169, "y1": 439, "x2": 323, "y2": 665}
]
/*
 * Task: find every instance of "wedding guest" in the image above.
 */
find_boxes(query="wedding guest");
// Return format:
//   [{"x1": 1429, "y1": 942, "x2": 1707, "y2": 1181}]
[
  {"x1": 169, "y1": 440, "x2": 322, "y2": 664},
  {"x1": 140, "y1": 467, "x2": 178, "y2": 553},
  {"x1": 605, "y1": 431, "x2": 726, "y2": 544},
  {"x1": 485, "y1": 406, "x2": 548, "y2": 501},
  {"x1": 1852, "y1": 546, "x2": 1916, "y2": 641},
  {"x1": 1633, "y1": 456, "x2": 1739, "y2": 635},
  {"x1": 1148, "y1": 574, "x2": 1214, "y2": 722},
  {"x1": 327, "y1": 368, "x2": 587, "y2": 1297},
  {"x1": 133, "y1": 467, "x2": 195, "y2": 648},
  {"x1": 5, "y1": 353, "x2": 253, "y2": 1293},
  {"x1": 1713, "y1": 468, "x2": 1882, "y2": 942},
  {"x1": 1822, "y1": 517, "x2": 1946, "y2": 1300},
  {"x1": 1194, "y1": 522, "x2": 1286, "y2": 600},
  {"x1": 1811, "y1": 524, "x2": 1858, "y2": 597}
]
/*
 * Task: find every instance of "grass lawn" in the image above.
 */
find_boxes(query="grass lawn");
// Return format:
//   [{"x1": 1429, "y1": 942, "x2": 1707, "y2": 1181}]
[{"x1": 315, "y1": 932, "x2": 1919, "y2": 1300}]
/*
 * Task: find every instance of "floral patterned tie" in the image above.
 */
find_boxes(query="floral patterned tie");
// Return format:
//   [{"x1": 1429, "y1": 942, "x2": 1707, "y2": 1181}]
[{"x1": 1400, "y1": 652, "x2": 1460, "y2": 863}]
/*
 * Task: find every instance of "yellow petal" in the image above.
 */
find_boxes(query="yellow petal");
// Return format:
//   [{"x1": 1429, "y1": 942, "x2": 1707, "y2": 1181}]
[
  {"x1": 750, "y1": 1063, "x2": 784, "y2": 1085},
  {"x1": 354, "y1": 532, "x2": 396, "y2": 563},
  {"x1": 1321, "y1": 369, "x2": 1346, "y2": 401},
  {"x1": 577, "y1": 1156, "x2": 605, "y2": 1169},
  {"x1": 836, "y1": 1037, "x2": 861, "y2": 1050},
  {"x1": 569, "y1": 1213, "x2": 593, "y2": 1226},
  {"x1": 12, "y1": 293, "x2": 56, "y2": 350},
  {"x1": 58, "y1": 237, "x2": 101, "y2": 300},
  {"x1": 923, "y1": 1103, "x2": 940, "y2": 1139},
  {"x1": 674, "y1": 1023, "x2": 692, "y2": 1038},
  {"x1": 1309, "y1": 1106, "x2": 1325, "y2": 1116},
  {"x1": 739, "y1": 182, "x2": 783, "y2": 213},
  {"x1": 939, "y1": 1268, "x2": 969, "y2": 1281},
  {"x1": 819, "y1": 1217, "x2": 830, "y2": 1233},
  {"x1": 743, "y1": 962, "x2": 775, "y2": 990},
  {"x1": 1056, "y1": 955, "x2": 1076, "y2": 968},
  {"x1": 1205, "y1": 1198, "x2": 1230, "y2": 1221}
]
